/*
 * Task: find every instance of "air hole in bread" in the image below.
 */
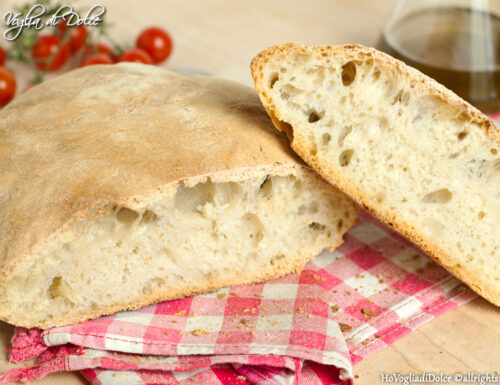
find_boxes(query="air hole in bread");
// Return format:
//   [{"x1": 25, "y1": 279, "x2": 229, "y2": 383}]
[
  {"x1": 116, "y1": 207, "x2": 139, "y2": 225},
  {"x1": 270, "y1": 254, "x2": 285, "y2": 266},
  {"x1": 277, "y1": 120, "x2": 294, "y2": 141},
  {"x1": 372, "y1": 68, "x2": 381, "y2": 81},
  {"x1": 338, "y1": 125, "x2": 352, "y2": 147},
  {"x1": 457, "y1": 131, "x2": 468, "y2": 140},
  {"x1": 322, "y1": 133, "x2": 331, "y2": 147},
  {"x1": 339, "y1": 149, "x2": 354, "y2": 167},
  {"x1": 259, "y1": 175, "x2": 273, "y2": 198},
  {"x1": 478, "y1": 211, "x2": 486, "y2": 219},
  {"x1": 336, "y1": 218, "x2": 343, "y2": 231},
  {"x1": 308, "y1": 110, "x2": 322, "y2": 123},
  {"x1": 341, "y1": 61, "x2": 356, "y2": 86},
  {"x1": 142, "y1": 210, "x2": 159, "y2": 224},
  {"x1": 270, "y1": 73, "x2": 279, "y2": 88},
  {"x1": 49, "y1": 276, "x2": 62, "y2": 299},
  {"x1": 491, "y1": 148, "x2": 498, "y2": 155},
  {"x1": 309, "y1": 222, "x2": 326, "y2": 231},
  {"x1": 422, "y1": 189, "x2": 453, "y2": 203},
  {"x1": 175, "y1": 179, "x2": 215, "y2": 212},
  {"x1": 392, "y1": 90, "x2": 404, "y2": 105},
  {"x1": 392, "y1": 89, "x2": 410, "y2": 105},
  {"x1": 243, "y1": 213, "x2": 265, "y2": 245}
]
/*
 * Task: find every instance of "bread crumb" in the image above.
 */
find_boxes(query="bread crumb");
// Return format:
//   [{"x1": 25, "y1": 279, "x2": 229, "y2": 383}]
[
  {"x1": 174, "y1": 310, "x2": 186, "y2": 316},
  {"x1": 339, "y1": 323, "x2": 352, "y2": 332},
  {"x1": 253, "y1": 293, "x2": 262, "y2": 298},
  {"x1": 190, "y1": 329, "x2": 209, "y2": 336},
  {"x1": 217, "y1": 293, "x2": 226, "y2": 299},
  {"x1": 331, "y1": 305, "x2": 339, "y2": 313},
  {"x1": 237, "y1": 375, "x2": 247, "y2": 381},
  {"x1": 361, "y1": 308, "x2": 375, "y2": 316},
  {"x1": 307, "y1": 313, "x2": 313, "y2": 318},
  {"x1": 159, "y1": 233, "x2": 164, "y2": 239},
  {"x1": 120, "y1": 328, "x2": 127, "y2": 332}
]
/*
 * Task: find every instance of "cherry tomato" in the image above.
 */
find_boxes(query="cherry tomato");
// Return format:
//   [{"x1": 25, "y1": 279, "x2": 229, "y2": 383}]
[
  {"x1": 0, "y1": 46, "x2": 6, "y2": 66},
  {"x1": 31, "y1": 35, "x2": 70, "y2": 71},
  {"x1": 136, "y1": 27, "x2": 172, "y2": 64},
  {"x1": 84, "y1": 43, "x2": 114, "y2": 59},
  {"x1": 58, "y1": 21, "x2": 88, "y2": 53},
  {"x1": 0, "y1": 68, "x2": 16, "y2": 107},
  {"x1": 118, "y1": 49, "x2": 153, "y2": 64},
  {"x1": 81, "y1": 53, "x2": 114, "y2": 67}
]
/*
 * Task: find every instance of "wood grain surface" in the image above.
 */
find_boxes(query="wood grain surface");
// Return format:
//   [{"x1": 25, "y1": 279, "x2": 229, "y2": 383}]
[{"x1": 0, "y1": 1, "x2": 498, "y2": 384}]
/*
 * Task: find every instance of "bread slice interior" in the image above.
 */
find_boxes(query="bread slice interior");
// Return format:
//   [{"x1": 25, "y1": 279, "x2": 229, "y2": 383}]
[{"x1": 0, "y1": 167, "x2": 357, "y2": 328}]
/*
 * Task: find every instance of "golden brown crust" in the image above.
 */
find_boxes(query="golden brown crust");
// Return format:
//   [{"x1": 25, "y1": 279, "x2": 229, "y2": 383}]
[{"x1": 251, "y1": 43, "x2": 500, "y2": 306}]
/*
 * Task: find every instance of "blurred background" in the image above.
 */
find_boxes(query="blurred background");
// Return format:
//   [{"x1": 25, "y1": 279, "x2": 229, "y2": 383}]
[
  {"x1": 0, "y1": 0, "x2": 396, "y2": 89},
  {"x1": 4, "y1": 0, "x2": 500, "y2": 111}
]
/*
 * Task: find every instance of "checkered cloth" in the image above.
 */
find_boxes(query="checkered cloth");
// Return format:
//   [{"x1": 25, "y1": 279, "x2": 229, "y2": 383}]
[{"x1": 0, "y1": 212, "x2": 477, "y2": 385}]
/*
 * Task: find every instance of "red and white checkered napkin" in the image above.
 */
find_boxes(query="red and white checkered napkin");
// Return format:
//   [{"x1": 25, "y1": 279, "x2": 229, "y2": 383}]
[{"x1": 0, "y1": 212, "x2": 477, "y2": 385}]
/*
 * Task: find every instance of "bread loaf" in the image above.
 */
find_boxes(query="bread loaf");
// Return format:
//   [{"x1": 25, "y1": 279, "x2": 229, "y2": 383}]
[
  {"x1": 251, "y1": 43, "x2": 500, "y2": 305},
  {"x1": 0, "y1": 63, "x2": 358, "y2": 328}
]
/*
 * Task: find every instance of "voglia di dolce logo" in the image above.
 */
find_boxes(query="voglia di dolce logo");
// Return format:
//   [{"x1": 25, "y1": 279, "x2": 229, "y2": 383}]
[{"x1": 3, "y1": 3, "x2": 105, "y2": 41}]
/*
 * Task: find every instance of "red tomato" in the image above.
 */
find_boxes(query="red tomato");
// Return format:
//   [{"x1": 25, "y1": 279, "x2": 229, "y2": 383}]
[
  {"x1": 0, "y1": 68, "x2": 16, "y2": 107},
  {"x1": 81, "y1": 53, "x2": 114, "y2": 67},
  {"x1": 0, "y1": 46, "x2": 6, "y2": 66},
  {"x1": 136, "y1": 27, "x2": 172, "y2": 64},
  {"x1": 58, "y1": 21, "x2": 88, "y2": 53},
  {"x1": 31, "y1": 35, "x2": 70, "y2": 71},
  {"x1": 118, "y1": 49, "x2": 153, "y2": 64},
  {"x1": 84, "y1": 43, "x2": 114, "y2": 59}
]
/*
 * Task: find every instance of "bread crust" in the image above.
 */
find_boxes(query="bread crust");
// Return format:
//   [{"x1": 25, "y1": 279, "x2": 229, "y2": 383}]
[{"x1": 251, "y1": 43, "x2": 500, "y2": 306}]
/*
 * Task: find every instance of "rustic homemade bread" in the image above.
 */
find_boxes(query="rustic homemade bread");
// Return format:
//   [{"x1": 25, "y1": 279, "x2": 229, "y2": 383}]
[
  {"x1": 0, "y1": 63, "x2": 358, "y2": 329},
  {"x1": 251, "y1": 43, "x2": 500, "y2": 305}
]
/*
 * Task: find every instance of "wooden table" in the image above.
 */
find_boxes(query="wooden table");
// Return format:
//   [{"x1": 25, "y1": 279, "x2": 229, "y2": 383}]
[{"x1": 0, "y1": 1, "x2": 498, "y2": 384}]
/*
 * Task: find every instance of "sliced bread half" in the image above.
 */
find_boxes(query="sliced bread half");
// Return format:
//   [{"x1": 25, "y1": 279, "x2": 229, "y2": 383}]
[
  {"x1": 251, "y1": 43, "x2": 500, "y2": 305},
  {"x1": 0, "y1": 63, "x2": 358, "y2": 328}
]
